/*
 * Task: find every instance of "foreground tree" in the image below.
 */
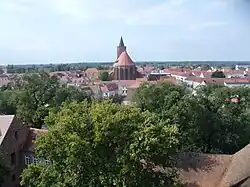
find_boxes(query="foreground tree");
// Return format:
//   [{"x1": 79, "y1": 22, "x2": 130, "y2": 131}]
[{"x1": 21, "y1": 101, "x2": 180, "y2": 187}]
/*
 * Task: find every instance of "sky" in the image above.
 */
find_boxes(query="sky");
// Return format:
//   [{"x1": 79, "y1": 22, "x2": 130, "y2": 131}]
[{"x1": 0, "y1": 0, "x2": 250, "y2": 64}]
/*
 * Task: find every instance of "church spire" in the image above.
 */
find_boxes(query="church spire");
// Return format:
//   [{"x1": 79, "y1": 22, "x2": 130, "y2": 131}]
[{"x1": 119, "y1": 36, "x2": 125, "y2": 47}]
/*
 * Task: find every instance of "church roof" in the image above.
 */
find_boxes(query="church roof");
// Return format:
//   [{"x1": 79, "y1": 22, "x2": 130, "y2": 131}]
[{"x1": 116, "y1": 51, "x2": 135, "y2": 67}]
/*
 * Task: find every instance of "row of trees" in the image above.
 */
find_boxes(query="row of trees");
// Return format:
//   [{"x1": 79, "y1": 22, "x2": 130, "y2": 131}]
[{"x1": 6, "y1": 64, "x2": 110, "y2": 74}]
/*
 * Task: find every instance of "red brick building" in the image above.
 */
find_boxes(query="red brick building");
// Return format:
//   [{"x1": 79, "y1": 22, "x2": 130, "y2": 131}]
[{"x1": 112, "y1": 37, "x2": 141, "y2": 80}]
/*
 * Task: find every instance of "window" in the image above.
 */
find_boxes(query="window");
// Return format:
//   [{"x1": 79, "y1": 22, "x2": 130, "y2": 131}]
[
  {"x1": 12, "y1": 174, "x2": 16, "y2": 181},
  {"x1": 25, "y1": 156, "x2": 31, "y2": 165},
  {"x1": 33, "y1": 157, "x2": 39, "y2": 165},
  {"x1": 44, "y1": 160, "x2": 50, "y2": 165},
  {"x1": 14, "y1": 131, "x2": 18, "y2": 140},
  {"x1": 11, "y1": 153, "x2": 16, "y2": 165}
]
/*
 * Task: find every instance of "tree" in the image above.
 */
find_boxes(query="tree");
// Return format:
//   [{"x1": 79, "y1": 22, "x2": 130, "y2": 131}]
[
  {"x1": 100, "y1": 71, "x2": 109, "y2": 81},
  {"x1": 0, "y1": 90, "x2": 16, "y2": 115},
  {"x1": 211, "y1": 71, "x2": 226, "y2": 78},
  {"x1": 170, "y1": 85, "x2": 250, "y2": 154},
  {"x1": 134, "y1": 82, "x2": 250, "y2": 154},
  {"x1": 10, "y1": 72, "x2": 90, "y2": 128},
  {"x1": 133, "y1": 82, "x2": 187, "y2": 115},
  {"x1": 21, "y1": 101, "x2": 180, "y2": 187},
  {"x1": 0, "y1": 152, "x2": 9, "y2": 184}
]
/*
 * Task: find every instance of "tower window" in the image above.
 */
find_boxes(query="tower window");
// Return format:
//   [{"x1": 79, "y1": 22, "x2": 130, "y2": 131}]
[
  {"x1": 12, "y1": 174, "x2": 16, "y2": 181},
  {"x1": 11, "y1": 153, "x2": 16, "y2": 165},
  {"x1": 14, "y1": 131, "x2": 18, "y2": 140}
]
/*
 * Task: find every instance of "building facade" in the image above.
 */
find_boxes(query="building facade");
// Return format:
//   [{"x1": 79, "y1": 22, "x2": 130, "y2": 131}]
[
  {"x1": 0, "y1": 115, "x2": 29, "y2": 187},
  {"x1": 0, "y1": 115, "x2": 48, "y2": 187}
]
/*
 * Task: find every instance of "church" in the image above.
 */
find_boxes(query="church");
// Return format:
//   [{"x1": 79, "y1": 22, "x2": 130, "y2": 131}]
[{"x1": 110, "y1": 37, "x2": 140, "y2": 80}]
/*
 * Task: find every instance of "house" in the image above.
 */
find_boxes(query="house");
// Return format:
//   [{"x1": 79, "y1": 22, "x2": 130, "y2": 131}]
[
  {"x1": 178, "y1": 144, "x2": 250, "y2": 187},
  {"x1": 85, "y1": 68, "x2": 99, "y2": 80},
  {"x1": 224, "y1": 79, "x2": 250, "y2": 87},
  {"x1": 0, "y1": 115, "x2": 50, "y2": 187},
  {"x1": 0, "y1": 75, "x2": 10, "y2": 87},
  {"x1": 82, "y1": 85, "x2": 101, "y2": 98},
  {"x1": 22, "y1": 128, "x2": 49, "y2": 167},
  {"x1": 0, "y1": 115, "x2": 29, "y2": 187},
  {"x1": 100, "y1": 83, "x2": 119, "y2": 98}
]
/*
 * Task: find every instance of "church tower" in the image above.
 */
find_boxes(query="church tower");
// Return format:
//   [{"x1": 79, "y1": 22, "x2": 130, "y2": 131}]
[{"x1": 117, "y1": 36, "x2": 127, "y2": 59}]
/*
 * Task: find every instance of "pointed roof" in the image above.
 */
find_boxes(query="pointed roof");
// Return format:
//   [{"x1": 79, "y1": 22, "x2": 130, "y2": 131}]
[
  {"x1": 116, "y1": 51, "x2": 135, "y2": 67},
  {"x1": 118, "y1": 36, "x2": 125, "y2": 47}
]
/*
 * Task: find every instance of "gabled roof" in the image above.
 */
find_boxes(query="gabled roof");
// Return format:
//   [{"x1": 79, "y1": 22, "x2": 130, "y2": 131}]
[
  {"x1": 100, "y1": 83, "x2": 118, "y2": 92},
  {"x1": 0, "y1": 115, "x2": 15, "y2": 145},
  {"x1": 116, "y1": 51, "x2": 135, "y2": 67}
]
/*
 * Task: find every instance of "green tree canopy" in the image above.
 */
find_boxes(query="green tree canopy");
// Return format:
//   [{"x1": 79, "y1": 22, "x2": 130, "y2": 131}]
[
  {"x1": 133, "y1": 82, "x2": 187, "y2": 116},
  {"x1": 9, "y1": 72, "x2": 90, "y2": 128},
  {"x1": 100, "y1": 71, "x2": 109, "y2": 81},
  {"x1": 21, "y1": 101, "x2": 180, "y2": 187},
  {"x1": 211, "y1": 71, "x2": 226, "y2": 78},
  {"x1": 134, "y1": 82, "x2": 250, "y2": 154}
]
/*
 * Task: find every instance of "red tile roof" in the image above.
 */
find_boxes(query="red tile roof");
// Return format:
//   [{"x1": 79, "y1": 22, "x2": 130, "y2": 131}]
[
  {"x1": 100, "y1": 83, "x2": 118, "y2": 92},
  {"x1": 116, "y1": 51, "x2": 135, "y2": 67},
  {"x1": 179, "y1": 144, "x2": 250, "y2": 187},
  {"x1": 179, "y1": 153, "x2": 232, "y2": 187}
]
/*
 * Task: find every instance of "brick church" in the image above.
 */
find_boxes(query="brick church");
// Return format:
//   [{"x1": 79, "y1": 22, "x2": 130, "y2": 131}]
[{"x1": 110, "y1": 37, "x2": 141, "y2": 80}]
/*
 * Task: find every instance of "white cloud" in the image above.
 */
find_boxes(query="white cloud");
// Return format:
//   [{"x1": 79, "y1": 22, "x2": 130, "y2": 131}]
[
  {"x1": 0, "y1": 0, "x2": 29, "y2": 12},
  {"x1": 125, "y1": 0, "x2": 190, "y2": 26},
  {"x1": 188, "y1": 21, "x2": 229, "y2": 31},
  {"x1": 46, "y1": 0, "x2": 136, "y2": 23}
]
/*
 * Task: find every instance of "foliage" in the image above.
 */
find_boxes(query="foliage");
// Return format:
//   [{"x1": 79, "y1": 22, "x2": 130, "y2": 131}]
[
  {"x1": 133, "y1": 82, "x2": 187, "y2": 115},
  {"x1": 211, "y1": 71, "x2": 226, "y2": 78},
  {"x1": 21, "y1": 101, "x2": 180, "y2": 187},
  {"x1": 0, "y1": 90, "x2": 16, "y2": 115},
  {"x1": 0, "y1": 152, "x2": 9, "y2": 184},
  {"x1": 134, "y1": 82, "x2": 250, "y2": 154},
  {"x1": 1, "y1": 72, "x2": 91, "y2": 128},
  {"x1": 100, "y1": 71, "x2": 109, "y2": 81},
  {"x1": 96, "y1": 94, "x2": 126, "y2": 104}
]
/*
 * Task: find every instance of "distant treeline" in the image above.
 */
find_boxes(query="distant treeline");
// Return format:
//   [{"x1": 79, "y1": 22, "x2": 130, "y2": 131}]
[{"x1": 5, "y1": 61, "x2": 250, "y2": 73}]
